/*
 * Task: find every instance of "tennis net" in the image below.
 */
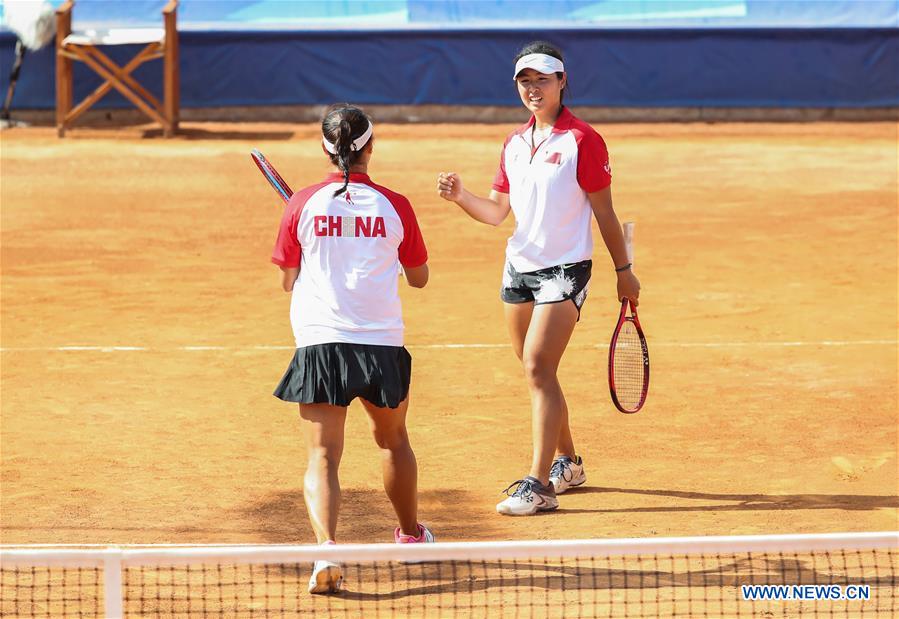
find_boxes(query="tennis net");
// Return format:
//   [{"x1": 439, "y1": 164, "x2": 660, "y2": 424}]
[{"x1": 2, "y1": 532, "x2": 896, "y2": 617}]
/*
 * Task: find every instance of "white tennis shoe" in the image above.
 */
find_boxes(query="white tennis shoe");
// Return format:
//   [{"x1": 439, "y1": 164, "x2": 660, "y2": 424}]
[
  {"x1": 549, "y1": 456, "x2": 586, "y2": 494},
  {"x1": 496, "y1": 476, "x2": 559, "y2": 516},
  {"x1": 308, "y1": 541, "x2": 343, "y2": 595}
]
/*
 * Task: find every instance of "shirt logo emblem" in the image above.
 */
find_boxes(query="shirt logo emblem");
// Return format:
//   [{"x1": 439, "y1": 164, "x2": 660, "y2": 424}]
[
  {"x1": 344, "y1": 191, "x2": 355, "y2": 205},
  {"x1": 604, "y1": 162, "x2": 612, "y2": 176},
  {"x1": 545, "y1": 152, "x2": 561, "y2": 165}
]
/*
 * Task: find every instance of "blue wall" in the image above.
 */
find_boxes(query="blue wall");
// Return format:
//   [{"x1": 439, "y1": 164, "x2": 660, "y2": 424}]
[{"x1": 2, "y1": 27, "x2": 897, "y2": 110}]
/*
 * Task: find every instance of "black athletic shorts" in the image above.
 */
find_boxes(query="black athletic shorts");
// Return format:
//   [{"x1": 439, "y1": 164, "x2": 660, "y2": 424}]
[{"x1": 500, "y1": 259, "x2": 592, "y2": 317}]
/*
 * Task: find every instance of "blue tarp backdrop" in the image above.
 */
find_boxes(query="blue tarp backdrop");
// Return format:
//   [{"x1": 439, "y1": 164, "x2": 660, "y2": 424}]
[{"x1": 1, "y1": 1, "x2": 897, "y2": 109}]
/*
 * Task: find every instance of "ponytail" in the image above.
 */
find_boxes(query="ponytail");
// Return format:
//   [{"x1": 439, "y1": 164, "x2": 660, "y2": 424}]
[{"x1": 334, "y1": 118, "x2": 353, "y2": 197}]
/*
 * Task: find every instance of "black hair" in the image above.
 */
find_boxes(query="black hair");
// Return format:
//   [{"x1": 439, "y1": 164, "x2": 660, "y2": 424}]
[
  {"x1": 321, "y1": 103, "x2": 373, "y2": 197},
  {"x1": 514, "y1": 40, "x2": 567, "y2": 104}
]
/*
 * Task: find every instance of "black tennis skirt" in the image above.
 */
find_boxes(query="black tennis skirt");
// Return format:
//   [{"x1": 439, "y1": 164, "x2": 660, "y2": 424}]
[{"x1": 273, "y1": 343, "x2": 412, "y2": 409}]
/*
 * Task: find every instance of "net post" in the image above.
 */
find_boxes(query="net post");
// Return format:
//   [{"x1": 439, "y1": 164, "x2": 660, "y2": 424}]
[{"x1": 103, "y1": 547, "x2": 124, "y2": 618}]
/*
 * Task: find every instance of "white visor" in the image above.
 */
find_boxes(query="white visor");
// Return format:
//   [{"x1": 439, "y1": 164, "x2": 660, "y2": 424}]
[
  {"x1": 513, "y1": 53, "x2": 564, "y2": 80},
  {"x1": 323, "y1": 120, "x2": 373, "y2": 155}
]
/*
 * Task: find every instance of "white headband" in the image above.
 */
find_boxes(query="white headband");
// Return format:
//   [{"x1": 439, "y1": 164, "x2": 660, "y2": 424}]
[
  {"x1": 323, "y1": 120, "x2": 373, "y2": 155},
  {"x1": 513, "y1": 53, "x2": 564, "y2": 79}
]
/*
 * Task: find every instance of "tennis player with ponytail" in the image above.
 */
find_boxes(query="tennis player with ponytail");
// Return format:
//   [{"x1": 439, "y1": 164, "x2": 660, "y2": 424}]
[
  {"x1": 272, "y1": 104, "x2": 433, "y2": 593},
  {"x1": 437, "y1": 41, "x2": 641, "y2": 516}
]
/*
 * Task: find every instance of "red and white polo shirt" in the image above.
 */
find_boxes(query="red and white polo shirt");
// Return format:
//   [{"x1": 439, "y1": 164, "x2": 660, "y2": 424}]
[
  {"x1": 492, "y1": 107, "x2": 612, "y2": 273},
  {"x1": 271, "y1": 172, "x2": 428, "y2": 348}
]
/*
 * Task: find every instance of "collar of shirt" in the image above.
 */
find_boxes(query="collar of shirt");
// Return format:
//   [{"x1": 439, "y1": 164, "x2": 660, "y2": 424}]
[
  {"x1": 516, "y1": 106, "x2": 576, "y2": 138},
  {"x1": 324, "y1": 172, "x2": 372, "y2": 183}
]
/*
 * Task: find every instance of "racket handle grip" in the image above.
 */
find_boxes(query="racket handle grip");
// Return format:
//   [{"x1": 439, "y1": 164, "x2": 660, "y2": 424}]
[{"x1": 622, "y1": 222, "x2": 635, "y2": 264}]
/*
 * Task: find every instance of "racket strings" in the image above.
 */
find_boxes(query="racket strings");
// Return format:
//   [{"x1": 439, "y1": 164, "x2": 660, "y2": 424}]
[{"x1": 612, "y1": 321, "x2": 646, "y2": 408}]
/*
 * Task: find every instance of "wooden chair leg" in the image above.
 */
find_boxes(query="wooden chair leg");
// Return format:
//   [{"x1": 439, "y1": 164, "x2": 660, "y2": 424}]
[
  {"x1": 56, "y1": 54, "x2": 71, "y2": 137},
  {"x1": 55, "y1": 1, "x2": 74, "y2": 137},
  {"x1": 163, "y1": 1, "x2": 179, "y2": 137},
  {"x1": 163, "y1": 44, "x2": 178, "y2": 137}
]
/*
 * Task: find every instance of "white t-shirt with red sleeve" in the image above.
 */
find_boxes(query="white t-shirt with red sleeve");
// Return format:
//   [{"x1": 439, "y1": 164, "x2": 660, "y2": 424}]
[
  {"x1": 492, "y1": 107, "x2": 612, "y2": 273},
  {"x1": 271, "y1": 172, "x2": 428, "y2": 348}
]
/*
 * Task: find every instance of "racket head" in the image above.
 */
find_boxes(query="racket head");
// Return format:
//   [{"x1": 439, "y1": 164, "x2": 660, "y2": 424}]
[
  {"x1": 608, "y1": 298, "x2": 650, "y2": 414},
  {"x1": 251, "y1": 148, "x2": 293, "y2": 204}
]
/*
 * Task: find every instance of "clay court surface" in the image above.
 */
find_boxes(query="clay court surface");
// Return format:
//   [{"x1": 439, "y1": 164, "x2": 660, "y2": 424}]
[{"x1": 1, "y1": 120, "x2": 896, "y2": 550}]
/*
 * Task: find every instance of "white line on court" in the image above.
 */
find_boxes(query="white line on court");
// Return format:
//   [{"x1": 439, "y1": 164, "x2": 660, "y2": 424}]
[
  {"x1": 651, "y1": 340, "x2": 897, "y2": 348},
  {"x1": 0, "y1": 340, "x2": 895, "y2": 353}
]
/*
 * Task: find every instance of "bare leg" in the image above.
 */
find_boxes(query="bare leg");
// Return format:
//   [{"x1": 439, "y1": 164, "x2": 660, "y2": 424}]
[
  {"x1": 556, "y1": 396, "x2": 576, "y2": 460},
  {"x1": 361, "y1": 397, "x2": 419, "y2": 536},
  {"x1": 505, "y1": 301, "x2": 579, "y2": 477},
  {"x1": 299, "y1": 403, "x2": 347, "y2": 543},
  {"x1": 504, "y1": 301, "x2": 534, "y2": 362},
  {"x1": 521, "y1": 302, "x2": 579, "y2": 486}
]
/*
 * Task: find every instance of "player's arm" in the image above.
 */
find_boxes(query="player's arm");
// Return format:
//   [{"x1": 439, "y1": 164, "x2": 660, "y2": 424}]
[
  {"x1": 280, "y1": 266, "x2": 300, "y2": 292},
  {"x1": 437, "y1": 172, "x2": 511, "y2": 226},
  {"x1": 588, "y1": 187, "x2": 641, "y2": 304},
  {"x1": 403, "y1": 263, "x2": 429, "y2": 288}
]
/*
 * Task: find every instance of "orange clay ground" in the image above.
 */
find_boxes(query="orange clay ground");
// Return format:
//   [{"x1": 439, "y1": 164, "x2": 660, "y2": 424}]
[{"x1": 1, "y1": 120, "x2": 896, "y2": 555}]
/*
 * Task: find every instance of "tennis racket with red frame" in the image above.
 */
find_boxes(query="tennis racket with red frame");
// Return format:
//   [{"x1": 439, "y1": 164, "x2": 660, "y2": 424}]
[
  {"x1": 251, "y1": 148, "x2": 293, "y2": 204},
  {"x1": 608, "y1": 222, "x2": 650, "y2": 414}
]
